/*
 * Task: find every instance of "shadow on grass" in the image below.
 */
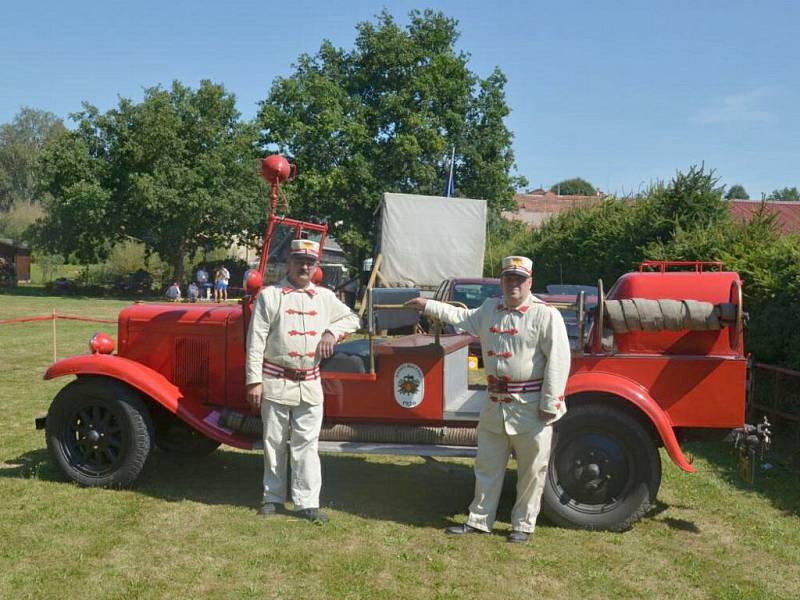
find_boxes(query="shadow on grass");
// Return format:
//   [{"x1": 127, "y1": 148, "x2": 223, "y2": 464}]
[
  {"x1": 2, "y1": 447, "x2": 525, "y2": 529},
  {"x1": 0, "y1": 286, "x2": 51, "y2": 298},
  {"x1": 644, "y1": 499, "x2": 701, "y2": 532},
  {"x1": 685, "y1": 439, "x2": 800, "y2": 518}
]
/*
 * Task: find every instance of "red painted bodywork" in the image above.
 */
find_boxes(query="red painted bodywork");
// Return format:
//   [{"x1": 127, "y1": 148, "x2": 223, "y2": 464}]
[{"x1": 323, "y1": 335, "x2": 471, "y2": 424}]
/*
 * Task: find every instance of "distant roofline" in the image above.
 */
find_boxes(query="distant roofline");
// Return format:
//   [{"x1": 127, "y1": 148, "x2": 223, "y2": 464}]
[{"x1": 728, "y1": 199, "x2": 800, "y2": 205}]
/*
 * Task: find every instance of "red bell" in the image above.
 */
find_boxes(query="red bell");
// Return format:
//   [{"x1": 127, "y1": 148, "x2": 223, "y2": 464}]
[
  {"x1": 89, "y1": 332, "x2": 115, "y2": 355},
  {"x1": 244, "y1": 269, "x2": 264, "y2": 295},
  {"x1": 312, "y1": 267, "x2": 323, "y2": 285},
  {"x1": 261, "y1": 155, "x2": 293, "y2": 184}
]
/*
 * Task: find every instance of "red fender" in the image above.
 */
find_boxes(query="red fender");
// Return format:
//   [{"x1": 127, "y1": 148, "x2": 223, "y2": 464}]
[
  {"x1": 44, "y1": 354, "x2": 253, "y2": 450},
  {"x1": 566, "y1": 371, "x2": 695, "y2": 473}
]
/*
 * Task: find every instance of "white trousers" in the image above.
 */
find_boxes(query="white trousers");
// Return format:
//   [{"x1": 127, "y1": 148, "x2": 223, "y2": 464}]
[
  {"x1": 465, "y1": 424, "x2": 553, "y2": 534},
  {"x1": 261, "y1": 399, "x2": 323, "y2": 510}
]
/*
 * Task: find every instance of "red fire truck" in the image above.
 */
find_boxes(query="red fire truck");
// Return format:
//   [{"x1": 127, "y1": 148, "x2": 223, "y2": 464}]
[{"x1": 37, "y1": 156, "x2": 769, "y2": 531}]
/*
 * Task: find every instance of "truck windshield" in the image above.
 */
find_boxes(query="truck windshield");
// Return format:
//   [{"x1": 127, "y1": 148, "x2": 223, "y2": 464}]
[{"x1": 452, "y1": 283, "x2": 502, "y2": 309}]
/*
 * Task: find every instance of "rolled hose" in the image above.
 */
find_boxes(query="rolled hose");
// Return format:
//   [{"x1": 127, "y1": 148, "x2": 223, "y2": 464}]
[
  {"x1": 218, "y1": 409, "x2": 477, "y2": 446},
  {"x1": 604, "y1": 298, "x2": 735, "y2": 333}
]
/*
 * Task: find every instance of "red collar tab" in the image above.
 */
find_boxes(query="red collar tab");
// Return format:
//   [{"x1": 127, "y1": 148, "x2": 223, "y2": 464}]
[
  {"x1": 496, "y1": 303, "x2": 529, "y2": 313},
  {"x1": 282, "y1": 286, "x2": 317, "y2": 297}
]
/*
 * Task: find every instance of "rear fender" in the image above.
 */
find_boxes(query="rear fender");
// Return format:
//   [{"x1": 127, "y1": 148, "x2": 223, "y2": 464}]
[
  {"x1": 44, "y1": 354, "x2": 252, "y2": 449},
  {"x1": 566, "y1": 371, "x2": 695, "y2": 473}
]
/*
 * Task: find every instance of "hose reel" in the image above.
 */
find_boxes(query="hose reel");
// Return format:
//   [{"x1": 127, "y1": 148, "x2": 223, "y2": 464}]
[{"x1": 594, "y1": 278, "x2": 744, "y2": 349}]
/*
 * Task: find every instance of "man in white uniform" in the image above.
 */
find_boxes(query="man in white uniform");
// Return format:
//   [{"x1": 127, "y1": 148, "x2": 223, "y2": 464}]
[
  {"x1": 406, "y1": 256, "x2": 570, "y2": 543},
  {"x1": 246, "y1": 239, "x2": 360, "y2": 522}
]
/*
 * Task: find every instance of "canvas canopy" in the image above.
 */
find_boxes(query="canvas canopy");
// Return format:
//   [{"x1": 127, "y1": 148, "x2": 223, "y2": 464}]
[{"x1": 378, "y1": 193, "x2": 486, "y2": 288}]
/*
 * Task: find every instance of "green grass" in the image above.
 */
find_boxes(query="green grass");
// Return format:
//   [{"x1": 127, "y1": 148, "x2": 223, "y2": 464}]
[{"x1": 1, "y1": 293, "x2": 799, "y2": 599}]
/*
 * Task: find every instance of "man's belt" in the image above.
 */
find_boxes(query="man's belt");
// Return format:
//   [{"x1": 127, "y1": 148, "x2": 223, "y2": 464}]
[
  {"x1": 263, "y1": 360, "x2": 320, "y2": 381},
  {"x1": 487, "y1": 375, "x2": 543, "y2": 393}
]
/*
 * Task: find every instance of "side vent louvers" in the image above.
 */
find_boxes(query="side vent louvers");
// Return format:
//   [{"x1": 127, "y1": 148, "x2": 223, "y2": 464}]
[{"x1": 175, "y1": 337, "x2": 210, "y2": 388}]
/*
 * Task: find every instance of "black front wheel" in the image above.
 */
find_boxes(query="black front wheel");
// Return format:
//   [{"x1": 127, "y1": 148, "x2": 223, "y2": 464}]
[
  {"x1": 542, "y1": 403, "x2": 662, "y2": 531},
  {"x1": 45, "y1": 378, "x2": 154, "y2": 488}
]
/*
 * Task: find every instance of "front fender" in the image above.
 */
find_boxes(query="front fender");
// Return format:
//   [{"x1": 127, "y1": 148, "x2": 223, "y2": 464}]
[
  {"x1": 44, "y1": 354, "x2": 253, "y2": 449},
  {"x1": 566, "y1": 371, "x2": 695, "y2": 473}
]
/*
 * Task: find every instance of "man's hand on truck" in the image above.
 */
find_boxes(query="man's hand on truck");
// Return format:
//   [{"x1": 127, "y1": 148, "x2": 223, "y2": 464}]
[
  {"x1": 404, "y1": 297, "x2": 428, "y2": 311},
  {"x1": 317, "y1": 331, "x2": 337, "y2": 359}
]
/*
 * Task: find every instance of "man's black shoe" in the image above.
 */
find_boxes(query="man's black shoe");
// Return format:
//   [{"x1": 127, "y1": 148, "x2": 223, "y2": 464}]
[
  {"x1": 445, "y1": 523, "x2": 487, "y2": 535},
  {"x1": 257, "y1": 503, "x2": 278, "y2": 516},
  {"x1": 507, "y1": 530, "x2": 531, "y2": 544},
  {"x1": 296, "y1": 508, "x2": 329, "y2": 524}
]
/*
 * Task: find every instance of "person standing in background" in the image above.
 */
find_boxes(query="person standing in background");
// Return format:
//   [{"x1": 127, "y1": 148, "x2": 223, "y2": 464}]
[{"x1": 214, "y1": 265, "x2": 230, "y2": 303}]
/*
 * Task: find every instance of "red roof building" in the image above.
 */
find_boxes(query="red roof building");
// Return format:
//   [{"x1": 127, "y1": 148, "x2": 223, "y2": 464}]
[
  {"x1": 504, "y1": 191, "x2": 606, "y2": 228},
  {"x1": 728, "y1": 199, "x2": 800, "y2": 235},
  {"x1": 502, "y1": 190, "x2": 605, "y2": 229},
  {"x1": 506, "y1": 192, "x2": 800, "y2": 235}
]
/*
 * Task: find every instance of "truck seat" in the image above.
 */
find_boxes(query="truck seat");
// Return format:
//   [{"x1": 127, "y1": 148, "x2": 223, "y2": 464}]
[{"x1": 319, "y1": 338, "x2": 386, "y2": 373}]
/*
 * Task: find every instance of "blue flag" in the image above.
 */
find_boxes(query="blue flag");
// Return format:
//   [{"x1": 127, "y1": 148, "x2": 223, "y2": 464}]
[{"x1": 444, "y1": 147, "x2": 456, "y2": 197}]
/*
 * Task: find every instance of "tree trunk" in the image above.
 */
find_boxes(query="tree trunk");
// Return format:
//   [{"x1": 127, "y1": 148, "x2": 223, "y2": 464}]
[{"x1": 173, "y1": 249, "x2": 185, "y2": 284}]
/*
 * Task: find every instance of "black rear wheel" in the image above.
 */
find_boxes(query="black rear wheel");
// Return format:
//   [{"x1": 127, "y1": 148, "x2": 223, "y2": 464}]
[
  {"x1": 45, "y1": 378, "x2": 154, "y2": 488},
  {"x1": 542, "y1": 403, "x2": 661, "y2": 531}
]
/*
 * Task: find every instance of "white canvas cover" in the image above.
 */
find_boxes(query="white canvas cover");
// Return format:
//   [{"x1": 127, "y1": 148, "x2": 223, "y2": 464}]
[{"x1": 379, "y1": 193, "x2": 487, "y2": 288}]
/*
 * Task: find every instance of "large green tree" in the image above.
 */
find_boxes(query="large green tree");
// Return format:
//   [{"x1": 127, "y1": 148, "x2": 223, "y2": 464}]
[
  {"x1": 0, "y1": 107, "x2": 64, "y2": 211},
  {"x1": 725, "y1": 184, "x2": 749, "y2": 200},
  {"x1": 257, "y1": 9, "x2": 526, "y2": 259},
  {"x1": 550, "y1": 177, "x2": 596, "y2": 196},
  {"x1": 35, "y1": 81, "x2": 264, "y2": 279}
]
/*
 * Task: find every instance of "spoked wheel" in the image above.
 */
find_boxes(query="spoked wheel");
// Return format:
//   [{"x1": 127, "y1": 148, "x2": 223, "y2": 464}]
[
  {"x1": 45, "y1": 378, "x2": 154, "y2": 488},
  {"x1": 542, "y1": 403, "x2": 661, "y2": 531}
]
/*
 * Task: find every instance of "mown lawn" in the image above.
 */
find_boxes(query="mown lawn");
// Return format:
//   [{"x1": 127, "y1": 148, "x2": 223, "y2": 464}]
[{"x1": 1, "y1": 292, "x2": 799, "y2": 599}]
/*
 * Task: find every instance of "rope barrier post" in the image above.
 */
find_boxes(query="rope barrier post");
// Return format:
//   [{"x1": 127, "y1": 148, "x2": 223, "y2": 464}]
[{"x1": 52, "y1": 308, "x2": 57, "y2": 363}]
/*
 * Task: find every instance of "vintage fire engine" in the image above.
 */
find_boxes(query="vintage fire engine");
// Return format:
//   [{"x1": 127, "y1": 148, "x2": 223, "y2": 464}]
[{"x1": 37, "y1": 156, "x2": 769, "y2": 532}]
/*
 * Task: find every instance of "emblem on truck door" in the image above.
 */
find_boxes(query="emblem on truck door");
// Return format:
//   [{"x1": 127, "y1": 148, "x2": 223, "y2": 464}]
[{"x1": 394, "y1": 363, "x2": 424, "y2": 409}]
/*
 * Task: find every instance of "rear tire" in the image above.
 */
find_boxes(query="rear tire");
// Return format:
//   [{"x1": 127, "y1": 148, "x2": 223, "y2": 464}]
[
  {"x1": 45, "y1": 378, "x2": 154, "y2": 488},
  {"x1": 542, "y1": 403, "x2": 661, "y2": 531}
]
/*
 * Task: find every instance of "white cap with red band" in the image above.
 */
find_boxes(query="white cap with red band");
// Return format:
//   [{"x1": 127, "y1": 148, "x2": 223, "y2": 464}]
[
  {"x1": 290, "y1": 239, "x2": 320, "y2": 258},
  {"x1": 501, "y1": 255, "x2": 533, "y2": 277}
]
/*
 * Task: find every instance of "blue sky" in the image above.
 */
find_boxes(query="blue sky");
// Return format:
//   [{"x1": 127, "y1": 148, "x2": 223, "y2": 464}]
[{"x1": 1, "y1": 0, "x2": 797, "y2": 198}]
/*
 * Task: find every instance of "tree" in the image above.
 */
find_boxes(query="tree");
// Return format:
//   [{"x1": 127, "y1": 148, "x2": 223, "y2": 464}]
[
  {"x1": 520, "y1": 165, "x2": 729, "y2": 287},
  {"x1": 34, "y1": 81, "x2": 264, "y2": 280},
  {"x1": 725, "y1": 184, "x2": 749, "y2": 200},
  {"x1": 256, "y1": 9, "x2": 526, "y2": 259},
  {"x1": 550, "y1": 177, "x2": 596, "y2": 196},
  {"x1": 0, "y1": 107, "x2": 64, "y2": 211},
  {"x1": 767, "y1": 187, "x2": 800, "y2": 202}
]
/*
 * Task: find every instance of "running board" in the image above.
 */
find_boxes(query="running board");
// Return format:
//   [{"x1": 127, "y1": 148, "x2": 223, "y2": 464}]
[{"x1": 251, "y1": 440, "x2": 477, "y2": 458}]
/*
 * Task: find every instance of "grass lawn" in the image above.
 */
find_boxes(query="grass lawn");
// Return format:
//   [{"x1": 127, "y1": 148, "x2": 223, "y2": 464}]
[{"x1": 1, "y1": 292, "x2": 799, "y2": 599}]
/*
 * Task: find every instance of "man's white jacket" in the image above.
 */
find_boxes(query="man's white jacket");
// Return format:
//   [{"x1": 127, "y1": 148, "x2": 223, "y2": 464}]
[
  {"x1": 424, "y1": 293, "x2": 571, "y2": 435},
  {"x1": 246, "y1": 280, "x2": 361, "y2": 406}
]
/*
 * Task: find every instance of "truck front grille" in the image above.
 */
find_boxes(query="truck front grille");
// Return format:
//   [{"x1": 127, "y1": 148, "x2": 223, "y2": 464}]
[{"x1": 175, "y1": 337, "x2": 210, "y2": 388}]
